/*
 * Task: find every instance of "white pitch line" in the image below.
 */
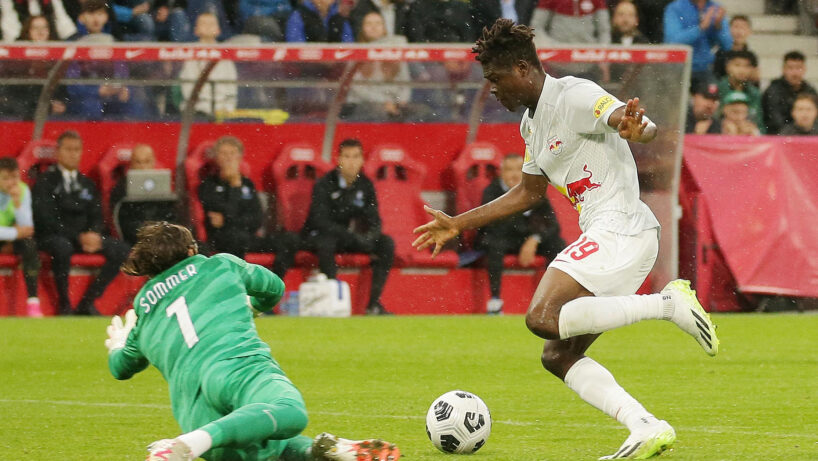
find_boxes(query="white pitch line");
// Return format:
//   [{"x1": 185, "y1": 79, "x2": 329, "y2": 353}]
[{"x1": 1, "y1": 399, "x2": 814, "y2": 440}]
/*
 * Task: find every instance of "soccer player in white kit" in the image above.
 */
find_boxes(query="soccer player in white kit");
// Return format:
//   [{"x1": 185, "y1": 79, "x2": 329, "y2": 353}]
[{"x1": 413, "y1": 19, "x2": 720, "y2": 459}]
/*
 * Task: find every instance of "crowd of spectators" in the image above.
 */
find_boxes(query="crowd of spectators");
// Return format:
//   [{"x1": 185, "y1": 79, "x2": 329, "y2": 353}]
[{"x1": 0, "y1": 0, "x2": 813, "y2": 132}]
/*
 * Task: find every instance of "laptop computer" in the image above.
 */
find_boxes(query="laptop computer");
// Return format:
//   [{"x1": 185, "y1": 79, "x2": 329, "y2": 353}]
[{"x1": 124, "y1": 169, "x2": 177, "y2": 202}]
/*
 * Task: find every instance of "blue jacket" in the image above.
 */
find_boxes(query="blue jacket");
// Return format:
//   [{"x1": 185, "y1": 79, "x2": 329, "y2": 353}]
[
  {"x1": 286, "y1": 0, "x2": 353, "y2": 43},
  {"x1": 663, "y1": 0, "x2": 731, "y2": 72}
]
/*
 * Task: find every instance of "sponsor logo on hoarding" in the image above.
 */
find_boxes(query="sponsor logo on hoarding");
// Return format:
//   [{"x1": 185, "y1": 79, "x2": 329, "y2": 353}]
[
  {"x1": 298, "y1": 49, "x2": 323, "y2": 60},
  {"x1": 402, "y1": 49, "x2": 429, "y2": 60},
  {"x1": 334, "y1": 50, "x2": 354, "y2": 59},
  {"x1": 646, "y1": 51, "x2": 669, "y2": 61},
  {"x1": 368, "y1": 49, "x2": 402, "y2": 60},
  {"x1": 570, "y1": 49, "x2": 606, "y2": 61},
  {"x1": 125, "y1": 49, "x2": 144, "y2": 59},
  {"x1": 88, "y1": 47, "x2": 113, "y2": 59},
  {"x1": 62, "y1": 47, "x2": 76, "y2": 59},
  {"x1": 194, "y1": 49, "x2": 221, "y2": 59},
  {"x1": 25, "y1": 47, "x2": 49, "y2": 58},
  {"x1": 271, "y1": 48, "x2": 287, "y2": 61},
  {"x1": 537, "y1": 51, "x2": 558, "y2": 60},
  {"x1": 236, "y1": 49, "x2": 260, "y2": 59},
  {"x1": 159, "y1": 48, "x2": 194, "y2": 60},
  {"x1": 443, "y1": 50, "x2": 468, "y2": 59},
  {"x1": 0, "y1": 48, "x2": 9, "y2": 58}
]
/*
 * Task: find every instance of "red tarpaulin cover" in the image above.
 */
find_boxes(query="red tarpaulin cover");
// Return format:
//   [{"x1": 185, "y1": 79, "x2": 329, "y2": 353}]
[{"x1": 684, "y1": 136, "x2": 818, "y2": 297}]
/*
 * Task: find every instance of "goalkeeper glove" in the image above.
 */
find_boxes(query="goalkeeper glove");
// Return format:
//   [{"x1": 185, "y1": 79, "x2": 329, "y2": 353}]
[{"x1": 105, "y1": 309, "x2": 137, "y2": 353}]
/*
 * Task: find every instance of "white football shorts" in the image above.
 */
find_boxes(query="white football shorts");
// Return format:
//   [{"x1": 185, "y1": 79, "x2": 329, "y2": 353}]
[{"x1": 548, "y1": 227, "x2": 659, "y2": 297}]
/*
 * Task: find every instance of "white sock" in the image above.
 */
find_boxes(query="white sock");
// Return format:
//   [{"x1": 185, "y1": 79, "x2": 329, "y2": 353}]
[
  {"x1": 558, "y1": 294, "x2": 674, "y2": 339},
  {"x1": 177, "y1": 429, "x2": 213, "y2": 458},
  {"x1": 564, "y1": 357, "x2": 657, "y2": 433}
]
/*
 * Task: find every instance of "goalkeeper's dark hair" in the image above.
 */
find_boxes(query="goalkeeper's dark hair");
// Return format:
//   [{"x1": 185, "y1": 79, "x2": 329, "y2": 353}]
[
  {"x1": 121, "y1": 222, "x2": 198, "y2": 277},
  {"x1": 472, "y1": 18, "x2": 540, "y2": 70}
]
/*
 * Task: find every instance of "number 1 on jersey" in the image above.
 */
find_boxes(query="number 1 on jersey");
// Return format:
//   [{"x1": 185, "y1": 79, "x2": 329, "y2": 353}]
[{"x1": 167, "y1": 297, "x2": 199, "y2": 348}]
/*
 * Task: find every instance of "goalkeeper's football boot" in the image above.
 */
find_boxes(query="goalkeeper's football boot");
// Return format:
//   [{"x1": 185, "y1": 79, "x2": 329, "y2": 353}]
[
  {"x1": 662, "y1": 279, "x2": 719, "y2": 356},
  {"x1": 146, "y1": 439, "x2": 194, "y2": 461},
  {"x1": 312, "y1": 432, "x2": 401, "y2": 461},
  {"x1": 599, "y1": 420, "x2": 676, "y2": 460}
]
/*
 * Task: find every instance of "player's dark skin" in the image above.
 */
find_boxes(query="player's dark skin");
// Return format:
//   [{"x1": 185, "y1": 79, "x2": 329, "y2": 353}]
[{"x1": 413, "y1": 58, "x2": 656, "y2": 380}]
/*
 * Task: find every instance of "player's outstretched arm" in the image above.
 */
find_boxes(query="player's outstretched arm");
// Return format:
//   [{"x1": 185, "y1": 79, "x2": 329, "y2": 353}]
[
  {"x1": 413, "y1": 173, "x2": 548, "y2": 256},
  {"x1": 608, "y1": 97, "x2": 657, "y2": 143}
]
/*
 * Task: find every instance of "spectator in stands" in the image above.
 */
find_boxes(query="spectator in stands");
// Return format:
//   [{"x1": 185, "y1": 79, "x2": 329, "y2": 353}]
[
  {"x1": 530, "y1": 0, "x2": 611, "y2": 45},
  {"x1": 153, "y1": 0, "x2": 193, "y2": 42},
  {"x1": 69, "y1": 0, "x2": 119, "y2": 39},
  {"x1": 301, "y1": 138, "x2": 395, "y2": 316},
  {"x1": 285, "y1": 0, "x2": 354, "y2": 42},
  {"x1": 343, "y1": 12, "x2": 430, "y2": 121},
  {"x1": 470, "y1": 0, "x2": 539, "y2": 32},
  {"x1": 109, "y1": 144, "x2": 177, "y2": 245},
  {"x1": 611, "y1": 0, "x2": 649, "y2": 45},
  {"x1": 629, "y1": 0, "x2": 671, "y2": 43},
  {"x1": 0, "y1": 16, "x2": 68, "y2": 119},
  {"x1": 198, "y1": 136, "x2": 298, "y2": 278},
  {"x1": 0, "y1": 0, "x2": 76, "y2": 40},
  {"x1": 476, "y1": 154, "x2": 564, "y2": 315},
  {"x1": 33, "y1": 131, "x2": 130, "y2": 315},
  {"x1": 111, "y1": 0, "x2": 156, "y2": 41},
  {"x1": 762, "y1": 51, "x2": 818, "y2": 135},
  {"x1": 663, "y1": 0, "x2": 731, "y2": 88},
  {"x1": 685, "y1": 78, "x2": 721, "y2": 134},
  {"x1": 350, "y1": 0, "x2": 411, "y2": 39},
  {"x1": 713, "y1": 15, "x2": 759, "y2": 85},
  {"x1": 0, "y1": 158, "x2": 41, "y2": 317},
  {"x1": 179, "y1": 12, "x2": 238, "y2": 119},
  {"x1": 717, "y1": 50, "x2": 763, "y2": 132},
  {"x1": 237, "y1": 0, "x2": 286, "y2": 41},
  {"x1": 406, "y1": 0, "x2": 475, "y2": 42},
  {"x1": 64, "y1": 2, "x2": 151, "y2": 119},
  {"x1": 780, "y1": 92, "x2": 818, "y2": 135},
  {"x1": 530, "y1": 0, "x2": 611, "y2": 81},
  {"x1": 720, "y1": 91, "x2": 760, "y2": 136}
]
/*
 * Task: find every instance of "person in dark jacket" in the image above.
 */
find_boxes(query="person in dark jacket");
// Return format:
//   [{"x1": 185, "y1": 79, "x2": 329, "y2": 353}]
[
  {"x1": 476, "y1": 154, "x2": 564, "y2": 314},
  {"x1": 779, "y1": 92, "x2": 818, "y2": 135},
  {"x1": 301, "y1": 138, "x2": 395, "y2": 315},
  {"x1": 762, "y1": 51, "x2": 818, "y2": 135},
  {"x1": 611, "y1": 0, "x2": 649, "y2": 45},
  {"x1": 109, "y1": 144, "x2": 177, "y2": 245},
  {"x1": 406, "y1": 0, "x2": 476, "y2": 43},
  {"x1": 33, "y1": 130, "x2": 130, "y2": 315},
  {"x1": 198, "y1": 136, "x2": 298, "y2": 278},
  {"x1": 285, "y1": 0, "x2": 354, "y2": 42}
]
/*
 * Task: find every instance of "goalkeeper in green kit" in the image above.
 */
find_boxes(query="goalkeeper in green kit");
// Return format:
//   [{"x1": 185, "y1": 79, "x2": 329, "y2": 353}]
[{"x1": 106, "y1": 222, "x2": 400, "y2": 461}]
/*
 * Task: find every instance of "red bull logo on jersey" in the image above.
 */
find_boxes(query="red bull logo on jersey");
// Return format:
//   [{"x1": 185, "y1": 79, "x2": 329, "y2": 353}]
[
  {"x1": 566, "y1": 164, "x2": 601, "y2": 205},
  {"x1": 548, "y1": 136, "x2": 563, "y2": 156},
  {"x1": 594, "y1": 95, "x2": 615, "y2": 118}
]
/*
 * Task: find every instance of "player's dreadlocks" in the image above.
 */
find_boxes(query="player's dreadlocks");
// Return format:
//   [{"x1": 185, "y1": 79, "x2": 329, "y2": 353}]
[
  {"x1": 472, "y1": 18, "x2": 540, "y2": 70},
  {"x1": 121, "y1": 222, "x2": 198, "y2": 277}
]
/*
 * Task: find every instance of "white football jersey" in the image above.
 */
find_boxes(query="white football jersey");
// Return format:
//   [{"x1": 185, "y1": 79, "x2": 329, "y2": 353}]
[{"x1": 520, "y1": 75, "x2": 660, "y2": 235}]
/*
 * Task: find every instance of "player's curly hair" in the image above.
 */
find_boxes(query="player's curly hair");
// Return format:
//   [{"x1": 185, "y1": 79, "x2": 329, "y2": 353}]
[
  {"x1": 472, "y1": 18, "x2": 539, "y2": 70},
  {"x1": 121, "y1": 222, "x2": 198, "y2": 277}
]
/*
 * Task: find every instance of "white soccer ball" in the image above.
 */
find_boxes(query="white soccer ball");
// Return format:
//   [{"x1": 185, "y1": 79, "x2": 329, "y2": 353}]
[{"x1": 425, "y1": 390, "x2": 492, "y2": 454}]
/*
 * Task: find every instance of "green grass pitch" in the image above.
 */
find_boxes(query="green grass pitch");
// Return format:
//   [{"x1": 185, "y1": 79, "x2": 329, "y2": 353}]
[{"x1": 1, "y1": 314, "x2": 817, "y2": 460}]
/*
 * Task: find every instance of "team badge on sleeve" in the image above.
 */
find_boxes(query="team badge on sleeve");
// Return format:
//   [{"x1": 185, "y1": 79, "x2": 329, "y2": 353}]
[{"x1": 593, "y1": 95, "x2": 615, "y2": 118}]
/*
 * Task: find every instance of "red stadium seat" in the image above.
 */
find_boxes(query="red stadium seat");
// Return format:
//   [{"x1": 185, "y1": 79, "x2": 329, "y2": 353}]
[
  {"x1": 17, "y1": 139, "x2": 57, "y2": 185},
  {"x1": 451, "y1": 142, "x2": 501, "y2": 214},
  {"x1": 450, "y1": 142, "x2": 502, "y2": 250},
  {"x1": 270, "y1": 143, "x2": 332, "y2": 233},
  {"x1": 365, "y1": 144, "x2": 458, "y2": 267}
]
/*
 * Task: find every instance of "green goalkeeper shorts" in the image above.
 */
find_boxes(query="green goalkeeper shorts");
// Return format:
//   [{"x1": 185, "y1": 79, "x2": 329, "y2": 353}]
[{"x1": 174, "y1": 355, "x2": 307, "y2": 461}]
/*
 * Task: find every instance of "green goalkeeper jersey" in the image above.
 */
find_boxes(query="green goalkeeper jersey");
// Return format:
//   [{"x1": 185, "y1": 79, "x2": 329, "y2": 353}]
[{"x1": 108, "y1": 253, "x2": 285, "y2": 399}]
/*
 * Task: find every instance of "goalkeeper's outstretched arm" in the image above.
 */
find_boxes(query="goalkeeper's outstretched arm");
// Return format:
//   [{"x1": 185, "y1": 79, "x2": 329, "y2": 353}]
[{"x1": 106, "y1": 310, "x2": 149, "y2": 380}]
